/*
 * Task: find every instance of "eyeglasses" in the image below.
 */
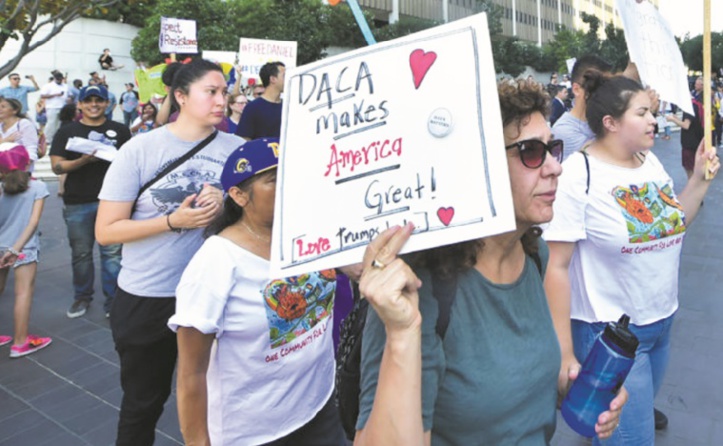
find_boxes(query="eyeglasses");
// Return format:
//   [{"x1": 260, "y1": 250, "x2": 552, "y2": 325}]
[
  {"x1": 505, "y1": 139, "x2": 563, "y2": 169},
  {"x1": 234, "y1": 101, "x2": 247, "y2": 105},
  {"x1": 9, "y1": 78, "x2": 20, "y2": 81}
]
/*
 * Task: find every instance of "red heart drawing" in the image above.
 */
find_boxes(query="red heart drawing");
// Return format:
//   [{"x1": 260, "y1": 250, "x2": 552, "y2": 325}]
[
  {"x1": 437, "y1": 207, "x2": 454, "y2": 226},
  {"x1": 409, "y1": 49, "x2": 437, "y2": 90}
]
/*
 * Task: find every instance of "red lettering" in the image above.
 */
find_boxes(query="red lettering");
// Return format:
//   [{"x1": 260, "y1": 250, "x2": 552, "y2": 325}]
[{"x1": 296, "y1": 237, "x2": 332, "y2": 257}]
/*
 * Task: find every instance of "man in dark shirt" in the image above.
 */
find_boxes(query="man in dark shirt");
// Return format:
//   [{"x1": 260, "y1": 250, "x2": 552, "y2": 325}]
[
  {"x1": 235, "y1": 61, "x2": 285, "y2": 140},
  {"x1": 49, "y1": 85, "x2": 131, "y2": 319},
  {"x1": 549, "y1": 85, "x2": 568, "y2": 127},
  {"x1": 666, "y1": 76, "x2": 705, "y2": 179}
]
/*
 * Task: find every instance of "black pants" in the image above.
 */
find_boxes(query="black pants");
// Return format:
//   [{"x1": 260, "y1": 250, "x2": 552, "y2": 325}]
[
  {"x1": 260, "y1": 395, "x2": 347, "y2": 446},
  {"x1": 110, "y1": 288, "x2": 177, "y2": 446}
]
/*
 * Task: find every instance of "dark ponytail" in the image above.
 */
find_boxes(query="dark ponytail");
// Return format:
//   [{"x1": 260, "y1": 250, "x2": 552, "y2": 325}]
[
  {"x1": 204, "y1": 195, "x2": 245, "y2": 238},
  {"x1": 583, "y1": 70, "x2": 644, "y2": 138}
]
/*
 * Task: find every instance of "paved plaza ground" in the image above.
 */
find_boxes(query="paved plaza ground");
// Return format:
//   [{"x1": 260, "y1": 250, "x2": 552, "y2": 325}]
[{"x1": 1, "y1": 134, "x2": 722, "y2": 445}]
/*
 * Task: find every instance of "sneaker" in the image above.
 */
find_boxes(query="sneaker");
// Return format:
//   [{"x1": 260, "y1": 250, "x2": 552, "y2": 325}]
[
  {"x1": 654, "y1": 408, "x2": 668, "y2": 430},
  {"x1": 0, "y1": 335, "x2": 11, "y2": 347},
  {"x1": 9, "y1": 335, "x2": 52, "y2": 358},
  {"x1": 105, "y1": 312, "x2": 110, "y2": 319},
  {"x1": 67, "y1": 300, "x2": 90, "y2": 318}
]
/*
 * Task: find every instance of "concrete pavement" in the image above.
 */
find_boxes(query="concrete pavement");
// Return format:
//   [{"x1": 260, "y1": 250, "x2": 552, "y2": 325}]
[{"x1": 1, "y1": 133, "x2": 722, "y2": 445}]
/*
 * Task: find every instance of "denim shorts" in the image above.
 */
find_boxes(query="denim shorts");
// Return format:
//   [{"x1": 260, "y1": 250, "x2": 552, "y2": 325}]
[{"x1": 11, "y1": 248, "x2": 38, "y2": 268}]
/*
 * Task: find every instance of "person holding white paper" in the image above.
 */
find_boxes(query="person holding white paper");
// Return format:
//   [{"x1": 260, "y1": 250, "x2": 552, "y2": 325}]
[
  {"x1": 49, "y1": 85, "x2": 130, "y2": 320},
  {"x1": 355, "y1": 79, "x2": 626, "y2": 445}
]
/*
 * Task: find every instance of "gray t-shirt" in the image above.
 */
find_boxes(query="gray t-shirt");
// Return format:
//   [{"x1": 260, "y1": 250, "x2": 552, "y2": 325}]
[
  {"x1": 552, "y1": 112, "x2": 595, "y2": 160},
  {"x1": 358, "y1": 240, "x2": 561, "y2": 445},
  {"x1": 98, "y1": 126, "x2": 243, "y2": 297},
  {"x1": 0, "y1": 180, "x2": 49, "y2": 252}
]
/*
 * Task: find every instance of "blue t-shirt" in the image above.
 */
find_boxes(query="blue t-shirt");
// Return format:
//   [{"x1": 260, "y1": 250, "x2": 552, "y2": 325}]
[
  {"x1": 234, "y1": 97, "x2": 282, "y2": 139},
  {"x1": 358, "y1": 241, "x2": 561, "y2": 445},
  {"x1": 0, "y1": 180, "x2": 49, "y2": 252},
  {"x1": 552, "y1": 111, "x2": 595, "y2": 160},
  {"x1": 0, "y1": 85, "x2": 38, "y2": 113}
]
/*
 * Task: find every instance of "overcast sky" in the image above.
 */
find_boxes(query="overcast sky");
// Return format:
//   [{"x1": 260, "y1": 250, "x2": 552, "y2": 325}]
[{"x1": 657, "y1": 0, "x2": 723, "y2": 38}]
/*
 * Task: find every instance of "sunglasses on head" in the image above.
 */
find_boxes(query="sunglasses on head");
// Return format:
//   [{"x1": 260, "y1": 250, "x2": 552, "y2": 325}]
[{"x1": 505, "y1": 139, "x2": 563, "y2": 169}]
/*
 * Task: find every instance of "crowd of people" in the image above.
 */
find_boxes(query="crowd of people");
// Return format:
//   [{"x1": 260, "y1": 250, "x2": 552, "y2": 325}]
[{"x1": 0, "y1": 49, "x2": 719, "y2": 446}]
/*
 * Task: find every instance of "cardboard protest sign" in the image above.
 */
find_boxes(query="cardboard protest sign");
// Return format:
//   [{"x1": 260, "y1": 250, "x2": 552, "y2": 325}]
[
  {"x1": 615, "y1": 0, "x2": 693, "y2": 114},
  {"x1": 270, "y1": 12, "x2": 515, "y2": 277},
  {"x1": 203, "y1": 50, "x2": 237, "y2": 65},
  {"x1": 238, "y1": 38, "x2": 297, "y2": 80},
  {"x1": 159, "y1": 17, "x2": 198, "y2": 54}
]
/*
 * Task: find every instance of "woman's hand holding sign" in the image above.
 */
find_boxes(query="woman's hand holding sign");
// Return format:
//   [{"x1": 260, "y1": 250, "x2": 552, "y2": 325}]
[{"x1": 359, "y1": 223, "x2": 422, "y2": 336}]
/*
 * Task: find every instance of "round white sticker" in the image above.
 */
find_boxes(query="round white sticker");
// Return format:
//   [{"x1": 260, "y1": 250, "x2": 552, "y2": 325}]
[
  {"x1": 106, "y1": 130, "x2": 117, "y2": 138},
  {"x1": 428, "y1": 108, "x2": 453, "y2": 138}
]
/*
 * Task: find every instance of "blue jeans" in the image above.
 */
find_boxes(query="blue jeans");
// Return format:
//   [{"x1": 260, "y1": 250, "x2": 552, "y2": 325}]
[
  {"x1": 571, "y1": 314, "x2": 674, "y2": 446},
  {"x1": 123, "y1": 109, "x2": 138, "y2": 127},
  {"x1": 63, "y1": 202, "x2": 122, "y2": 312}
]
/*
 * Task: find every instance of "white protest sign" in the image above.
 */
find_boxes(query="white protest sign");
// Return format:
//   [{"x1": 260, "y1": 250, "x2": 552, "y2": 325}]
[
  {"x1": 202, "y1": 50, "x2": 237, "y2": 65},
  {"x1": 159, "y1": 17, "x2": 198, "y2": 54},
  {"x1": 566, "y1": 58, "x2": 576, "y2": 76},
  {"x1": 615, "y1": 0, "x2": 693, "y2": 115},
  {"x1": 270, "y1": 12, "x2": 515, "y2": 278},
  {"x1": 238, "y1": 38, "x2": 297, "y2": 80}
]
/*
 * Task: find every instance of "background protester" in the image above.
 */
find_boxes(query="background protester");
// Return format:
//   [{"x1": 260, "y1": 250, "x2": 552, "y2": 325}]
[
  {"x1": 130, "y1": 103, "x2": 158, "y2": 136},
  {"x1": 544, "y1": 72, "x2": 719, "y2": 446},
  {"x1": 95, "y1": 59, "x2": 242, "y2": 446},
  {"x1": 0, "y1": 98, "x2": 39, "y2": 172},
  {"x1": 49, "y1": 85, "x2": 130, "y2": 320},
  {"x1": 0, "y1": 143, "x2": 52, "y2": 358}
]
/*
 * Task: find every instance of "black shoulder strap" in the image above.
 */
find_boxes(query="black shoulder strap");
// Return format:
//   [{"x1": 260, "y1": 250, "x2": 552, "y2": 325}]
[
  {"x1": 580, "y1": 148, "x2": 591, "y2": 195},
  {"x1": 132, "y1": 130, "x2": 218, "y2": 212},
  {"x1": 432, "y1": 251, "x2": 543, "y2": 339},
  {"x1": 431, "y1": 271, "x2": 458, "y2": 340}
]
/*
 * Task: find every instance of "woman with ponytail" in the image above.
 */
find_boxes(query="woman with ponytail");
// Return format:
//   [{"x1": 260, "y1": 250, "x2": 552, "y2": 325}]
[
  {"x1": 169, "y1": 138, "x2": 346, "y2": 446},
  {"x1": 544, "y1": 70, "x2": 719, "y2": 445},
  {"x1": 96, "y1": 58, "x2": 243, "y2": 445}
]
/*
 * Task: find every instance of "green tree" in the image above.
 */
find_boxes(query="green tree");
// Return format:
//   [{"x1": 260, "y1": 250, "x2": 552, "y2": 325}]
[
  {"x1": 541, "y1": 26, "x2": 586, "y2": 74},
  {"x1": 84, "y1": 0, "x2": 159, "y2": 28},
  {"x1": 131, "y1": 0, "x2": 367, "y2": 66},
  {"x1": 599, "y1": 22, "x2": 629, "y2": 72},
  {"x1": 0, "y1": 0, "x2": 121, "y2": 78},
  {"x1": 680, "y1": 33, "x2": 723, "y2": 73}
]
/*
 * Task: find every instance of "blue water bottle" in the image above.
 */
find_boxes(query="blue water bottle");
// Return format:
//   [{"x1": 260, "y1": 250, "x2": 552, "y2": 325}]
[{"x1": 561, "y1": 314, "x2": 639, "y2": 438}]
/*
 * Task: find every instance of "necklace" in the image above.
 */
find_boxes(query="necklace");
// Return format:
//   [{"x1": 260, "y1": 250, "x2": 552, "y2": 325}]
[{"x1": 242, "y1": 221, "x2": 270, "y2": 243}]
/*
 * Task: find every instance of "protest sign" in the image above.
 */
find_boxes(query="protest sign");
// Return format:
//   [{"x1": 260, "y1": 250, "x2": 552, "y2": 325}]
[
  {"x1": 203, "y1": 50, "x2": 237, "y2": 65},
  {"x1": 615, "y1": 0, "x2": 693, "y2": 114},
  {"x1": 238, "y1": 38, "x2": 297, "y2": 79},
  {"x1": 269, "y1": 12, "x2": 515, "y2": 277},
  {"x1": 566, "y1": 58, "x2": 576, "y2": 76},
  {"x1": 159, "y1": 17, "x2": 198, "y2": 54}
]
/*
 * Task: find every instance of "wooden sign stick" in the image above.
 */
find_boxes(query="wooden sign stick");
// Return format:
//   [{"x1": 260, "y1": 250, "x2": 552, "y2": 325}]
[{"x1": 703, "y1": 0, "x2": 713, "y2": 179}]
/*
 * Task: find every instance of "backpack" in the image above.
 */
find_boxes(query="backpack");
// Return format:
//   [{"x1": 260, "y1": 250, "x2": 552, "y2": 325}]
[{"x1": 334, "y1": 253, "x2": 542, "y2": 440}]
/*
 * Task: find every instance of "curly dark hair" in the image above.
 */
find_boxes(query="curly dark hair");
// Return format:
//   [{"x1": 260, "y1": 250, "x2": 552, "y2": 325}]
[{"x1": 407, "y1": 79, "x2": 549, "y2": 278}]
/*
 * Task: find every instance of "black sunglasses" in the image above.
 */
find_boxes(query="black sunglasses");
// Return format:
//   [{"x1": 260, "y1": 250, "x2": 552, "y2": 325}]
[{"x1": 505, "y1": 139, "x2": 563, "y2": 169}]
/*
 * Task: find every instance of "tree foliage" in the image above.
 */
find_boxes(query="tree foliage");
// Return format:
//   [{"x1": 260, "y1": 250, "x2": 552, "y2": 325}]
[
  {"x1": 536, "y1": 12, "x2": 628, "y2": 75},
  {"x1": 679, "y1": 33, "x2": 723, "y2": 73},
  {"x1": 0, "y1": 0, "x2": 121, "y2": 78},
  {"x1": 84, "y1": 0, "x2": 158, "y2": 28},
  {"x1": 130, "y1": 0, "x2": 367, "y2": 66}
]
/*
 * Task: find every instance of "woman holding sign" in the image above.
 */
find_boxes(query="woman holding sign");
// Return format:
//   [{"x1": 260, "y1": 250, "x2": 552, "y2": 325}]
[
  {"x1": 544, "y1": 72, "x2": 719, "y2": 445},
  {"x1": 354, "y1": 79, "x2": 626, "y2": 445},
  {"x1": 170, "y1": 138, "x2": 347, "y2": 446},
  {"x1": 96, "y1": 59, "x2": 242, "y2": 446}
]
